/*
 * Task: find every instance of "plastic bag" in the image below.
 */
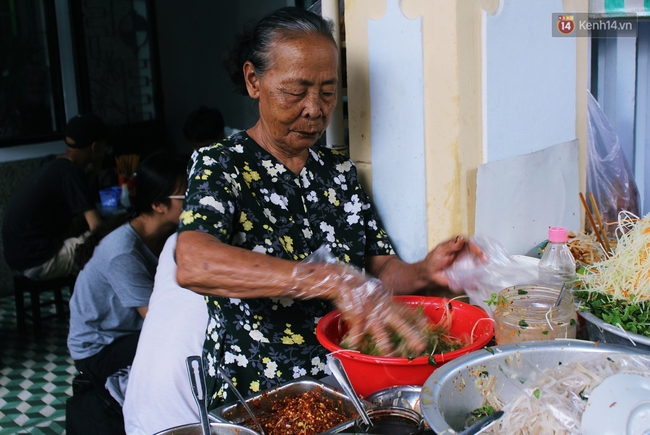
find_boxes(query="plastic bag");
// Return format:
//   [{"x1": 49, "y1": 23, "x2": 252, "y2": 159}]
[
  {"x1": 587, "y1": 91, "x2": 639, "y2": 235},
  {"x1": 445, "y1": 235, "x2": 539, "y2": 315}
]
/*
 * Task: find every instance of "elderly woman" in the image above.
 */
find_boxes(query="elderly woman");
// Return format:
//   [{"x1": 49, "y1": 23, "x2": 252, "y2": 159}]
[
  {"x1": 174, "y1": 6, "x2": 480, "y2": 406},
  {"x1": 124, "y1": 8, "x2": 481, "y2": 434}
]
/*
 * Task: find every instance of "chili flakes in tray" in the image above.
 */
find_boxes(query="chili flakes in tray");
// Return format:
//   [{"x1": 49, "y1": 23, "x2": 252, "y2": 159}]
[
  {"x1": 241, "y1": 390, "x2": 351, "y2": 435},
  {"x1": 211, "y1": 377, "x2": 365, "y2": 435}
]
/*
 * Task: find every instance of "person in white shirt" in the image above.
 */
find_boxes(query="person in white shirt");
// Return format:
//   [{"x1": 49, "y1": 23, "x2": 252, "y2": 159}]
[{"x1": 122, "y1": 233, "x2": 208, "y2": 434}]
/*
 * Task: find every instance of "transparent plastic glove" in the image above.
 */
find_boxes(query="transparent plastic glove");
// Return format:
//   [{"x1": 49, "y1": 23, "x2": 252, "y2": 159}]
[{"x1": 290, "y1": 245, "x2": 429, "y2": 357}]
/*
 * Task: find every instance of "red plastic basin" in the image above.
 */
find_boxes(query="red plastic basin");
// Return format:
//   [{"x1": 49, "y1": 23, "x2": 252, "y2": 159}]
[{"x1": 316, "y1": 295, "x2": 494, "y2": 397}]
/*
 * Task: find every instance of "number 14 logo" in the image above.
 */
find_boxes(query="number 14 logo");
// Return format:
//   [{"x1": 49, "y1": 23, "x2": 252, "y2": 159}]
[{"x1": 557, "y1": 15, "x2": 575, "y2": 35}]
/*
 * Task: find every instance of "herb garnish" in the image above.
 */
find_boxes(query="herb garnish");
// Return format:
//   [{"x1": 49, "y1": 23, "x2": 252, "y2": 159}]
[
  {"x1": 485, "y1": 293, "x2": 510, "y2": 307},
  {"x1": 470, "y1": 405, "x2": 495, "y2": 418}
]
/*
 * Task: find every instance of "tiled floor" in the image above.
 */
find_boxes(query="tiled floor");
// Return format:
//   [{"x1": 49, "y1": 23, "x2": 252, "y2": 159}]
[{"x1": 0, "y1": 289, "x2": 74, "y2": 434}]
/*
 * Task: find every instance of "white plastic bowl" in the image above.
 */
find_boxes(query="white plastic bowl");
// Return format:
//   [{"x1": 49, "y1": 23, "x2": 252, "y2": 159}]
[{"x1": 582, "y1": 373, "x2": 650, "y2": 435}]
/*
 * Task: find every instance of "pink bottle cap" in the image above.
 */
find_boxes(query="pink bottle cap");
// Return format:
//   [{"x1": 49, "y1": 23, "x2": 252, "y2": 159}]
[{"x1": 548, "y1": 227, "x2": 568, "y2": 243}]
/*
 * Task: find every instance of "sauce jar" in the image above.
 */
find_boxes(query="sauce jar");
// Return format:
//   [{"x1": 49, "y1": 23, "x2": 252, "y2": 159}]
[{"x1": 493, "y1": 285, "x2": 577, "y2": 345}]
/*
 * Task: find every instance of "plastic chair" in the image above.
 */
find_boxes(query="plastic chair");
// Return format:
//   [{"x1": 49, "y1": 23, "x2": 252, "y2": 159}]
[{"x1": 13, "y1": 274, "x2": 75, "y2": 338}]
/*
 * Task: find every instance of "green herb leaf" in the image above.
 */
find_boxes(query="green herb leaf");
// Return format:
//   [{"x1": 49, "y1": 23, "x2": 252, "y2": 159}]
[
  {"x1": 518, "y1": 289, "x2": 528, "y2": 295},
  {"x1": 519, "y1": 319, "x2": 529, "y2": 329},
  {"x1": 533, "y1": 388, "x2": 540, "y2": 399},
  {"x1": 485, "y1": 347, "x2": 495, "y2": 355},
  {"x1": 542, "y1": 330, "x2": 549, "y2": 335},
  {"x1": 570, "y1": 318, "x2": 576, "y2": 326},
  {"x1": 575, "y1": 289, "x2": 650, "y2": 338},
  {"x1": 470, "y1": 405, "x2": 495, "y2": 418},
  {"x1": 485, "y1": 293, "x2": 510, "y2": 307}
]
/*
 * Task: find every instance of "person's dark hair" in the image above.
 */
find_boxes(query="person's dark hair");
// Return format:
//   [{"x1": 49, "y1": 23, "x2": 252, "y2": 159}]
[
  {"x1": 223, "y1": 7, "x2": 336, "y2": 95},
  {"x1": 75, "y1": 151, "x2": 188, "y2": 269},
  {"x1": 64, "y1": 113, "x2": 108, "y2": 149},
  {"x1": 183, "y1": 106, "x2": 225, "y2": 144}
]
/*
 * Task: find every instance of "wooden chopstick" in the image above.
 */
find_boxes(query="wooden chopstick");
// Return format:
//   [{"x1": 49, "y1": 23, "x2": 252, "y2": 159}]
[
  {"x1": 115, "y1": 154, "x2": 139, "y2": 176},
  {"x1": 589, "y1": 192, "x2": 612, "y2": 254},
  {"x1": 580, "y1": 192, "x2": 609, "y2": 258}
]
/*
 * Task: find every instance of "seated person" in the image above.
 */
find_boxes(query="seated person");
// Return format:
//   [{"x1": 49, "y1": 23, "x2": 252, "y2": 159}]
[
  {"x1": 2, "y1": 113, "x2": 107, "y2": 280},
  {"x1": 66, "y1": 151, "x2": 188, "y2": 433},
  {"x1": 122, "y1": 233, "x2": 208, "y2": 435},
  {"x1": 182, "y1": 105, "x2": 226, "y2": 151}
]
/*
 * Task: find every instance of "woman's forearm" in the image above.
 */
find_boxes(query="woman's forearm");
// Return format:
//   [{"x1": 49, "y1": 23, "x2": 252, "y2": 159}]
[
  {"x1": 176, "y1": 230, "x2": 295, "y2": 297},
  {"x1": 367, "y1": 236, "x2": 476, "y2": 295},
  {"x1": 367, "y1": 255, "x2": 432, "y2": 295},
  {"x1": 175, "y1": 230, "x2": 353, "y2": 299}
]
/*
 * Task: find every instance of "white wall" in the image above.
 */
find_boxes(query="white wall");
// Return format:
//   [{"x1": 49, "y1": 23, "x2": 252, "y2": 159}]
[
  {"x1": 475, "y1": 0, "x2": 582, "y2": 254},
  {"x1": 368, "y1": 1, "x2": 427, "y2": 263},
  {"x1": 484, "y1": 0, "x2": 577, "y2": 162}
]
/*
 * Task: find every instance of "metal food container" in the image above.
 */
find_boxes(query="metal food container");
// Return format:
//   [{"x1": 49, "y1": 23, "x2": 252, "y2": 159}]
[
  {"x1": 579, "y1": 310, "x2": 650, "y2": 352},
  {"x1": 365, "y1": 386, "x2": 422, "y2": 416},
  {"x1": 210, "y1": 377, "x2": 372, "y2": 434},
  {"x1": 420, "y1": 339, "x2": 650, "y2": 434},
  {"x1": 154, "y1": 422, "x2": 258, "y2": 435}
]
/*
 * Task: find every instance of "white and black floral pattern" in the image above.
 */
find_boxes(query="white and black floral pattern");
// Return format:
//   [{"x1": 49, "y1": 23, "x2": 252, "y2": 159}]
[{"x1": 179, "y1": 132, "x2": 394, "y2": 407}]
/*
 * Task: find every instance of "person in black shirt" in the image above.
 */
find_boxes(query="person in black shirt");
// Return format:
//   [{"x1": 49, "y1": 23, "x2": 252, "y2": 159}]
[{"x1": 2, "y1": 113, "x2": 106, "y2": 280}]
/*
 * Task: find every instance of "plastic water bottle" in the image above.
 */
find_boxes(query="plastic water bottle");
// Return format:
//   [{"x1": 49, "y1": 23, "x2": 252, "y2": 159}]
[{"x1": 538, "y1": 227, "x2": 576, "y2": 290}]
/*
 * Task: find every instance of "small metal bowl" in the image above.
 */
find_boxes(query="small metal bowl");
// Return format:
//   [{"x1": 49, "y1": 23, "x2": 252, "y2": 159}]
[
  {"x1": 365, "y1": 385, "x2": 422, "y2": 416},
  {"x1": 354, "y1": 406, "x2": 425, "y2": 435}
]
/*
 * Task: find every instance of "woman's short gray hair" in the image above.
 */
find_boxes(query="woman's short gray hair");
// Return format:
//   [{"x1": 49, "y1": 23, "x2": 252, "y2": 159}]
[{"x1": 224, "y1": 7, "x2": 336, "y2": 95}]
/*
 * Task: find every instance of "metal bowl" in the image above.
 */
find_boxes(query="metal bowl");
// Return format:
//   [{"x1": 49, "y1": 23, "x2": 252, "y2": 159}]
[
  {"x1": 579, "y1": 310, "x2": 650, "y2": 351},
  {"x1": 154, "y1": 422, "x2": 258, "y2": 435},
  {"x1": 420, "y1": 339, "x2": 650, "y2": 433},
  {"x1": 365, "y1": 385, "x2": 422, "y2": 415}
]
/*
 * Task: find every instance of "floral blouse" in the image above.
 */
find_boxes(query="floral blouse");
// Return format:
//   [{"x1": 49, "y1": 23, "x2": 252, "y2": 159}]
[{"x1": 179, "y1": 132, "x2": 394, "y2": 407}]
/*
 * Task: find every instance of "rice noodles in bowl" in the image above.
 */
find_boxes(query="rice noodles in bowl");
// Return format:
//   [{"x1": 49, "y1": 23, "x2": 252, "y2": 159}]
[{"x1": 421, "y1": 340, "x2": 650, "y2": 435}]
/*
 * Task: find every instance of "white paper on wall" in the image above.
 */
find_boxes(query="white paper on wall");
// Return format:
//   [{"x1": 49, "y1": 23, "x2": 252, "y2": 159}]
[{"x1": 475, "y1": 140, "x2": 581, "y2": 255}]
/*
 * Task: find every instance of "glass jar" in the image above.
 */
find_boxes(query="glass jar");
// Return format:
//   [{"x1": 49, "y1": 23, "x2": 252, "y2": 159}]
[{"x1": 493, "y1": 285, "x2": 577, "y2": 345}]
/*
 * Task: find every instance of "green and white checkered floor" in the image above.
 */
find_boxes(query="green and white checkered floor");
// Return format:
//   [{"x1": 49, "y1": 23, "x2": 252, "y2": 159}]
[{"x1": 0, "y1": 289, "x2": 74, "y2": 434}]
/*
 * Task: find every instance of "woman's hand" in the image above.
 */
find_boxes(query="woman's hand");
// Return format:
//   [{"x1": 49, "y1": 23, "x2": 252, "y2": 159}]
[
  {"x1": 420, "y1": 236, "x2": 487, "y2": 287},
  {"x1": 291, "y1": 260, "x2": 429, "y2": 357},
  {"x1": 336, "y1": 277, "x2": 430, "y2": 357}
]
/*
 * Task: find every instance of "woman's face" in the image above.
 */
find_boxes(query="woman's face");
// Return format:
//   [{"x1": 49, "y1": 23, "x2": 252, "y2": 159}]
[{"x1": 245, "y1": 34, "x2": 339, "y2": 155}]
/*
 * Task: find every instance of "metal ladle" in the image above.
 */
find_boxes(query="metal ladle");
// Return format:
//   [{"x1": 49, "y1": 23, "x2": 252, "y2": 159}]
[
  {"x1": 328, "y1": 355, "x2": 373, "y2": 428},
  {"x1": 186, "y1": 356, "x2": 212, "y2": 435}
]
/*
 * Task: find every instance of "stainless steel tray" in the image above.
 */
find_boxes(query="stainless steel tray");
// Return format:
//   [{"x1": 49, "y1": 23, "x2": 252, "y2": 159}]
[{"x1": 210, "y1": 377, "x2": 372, "y2": 434}]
